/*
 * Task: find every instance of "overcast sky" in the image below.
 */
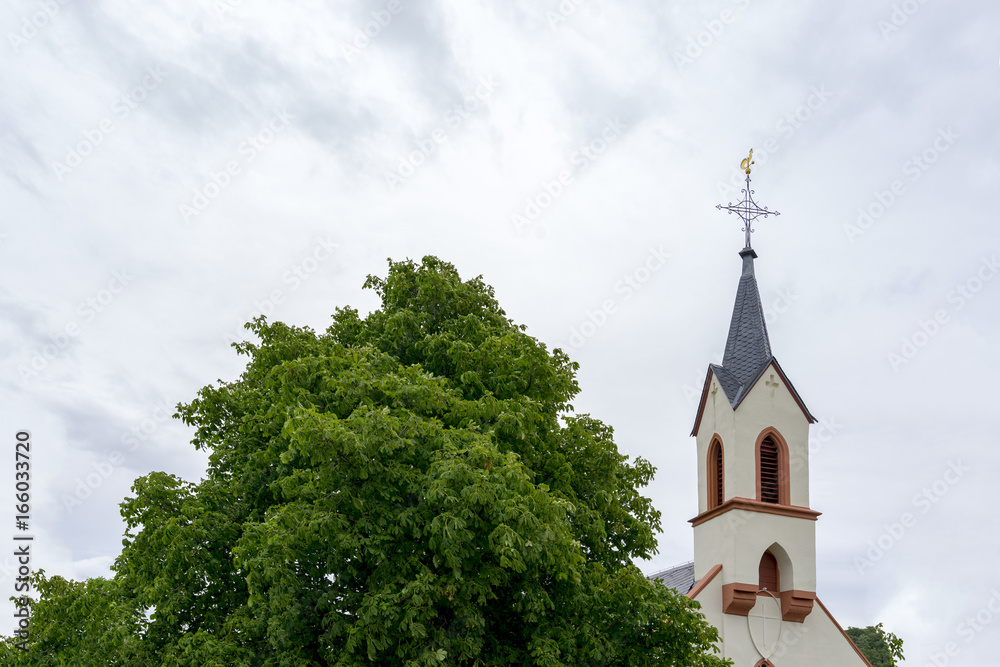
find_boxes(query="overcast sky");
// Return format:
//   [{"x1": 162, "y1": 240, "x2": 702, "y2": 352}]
[{"x1": 2, "y1": 0, "x2": 998, "y2": 662}]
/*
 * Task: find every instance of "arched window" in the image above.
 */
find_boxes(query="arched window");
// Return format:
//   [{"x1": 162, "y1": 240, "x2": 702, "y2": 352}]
[
  {"x1": 758, "y1": 551, "x2": 780, "y2": 592},
  {"x1": 708, "y1": 439, "x2": 724, "y2": 509},
  {"x1": 758, "y1": 435, "x2": 781, "y2": 504}
]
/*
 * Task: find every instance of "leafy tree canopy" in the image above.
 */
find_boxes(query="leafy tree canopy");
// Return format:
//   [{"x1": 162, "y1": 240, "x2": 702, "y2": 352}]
[
  {"x1": 3, "y1": 256, "x2": 728, "y2": 666},
  {"x1": 846, "y1": 623, "x2": 905, "y2": 667}
]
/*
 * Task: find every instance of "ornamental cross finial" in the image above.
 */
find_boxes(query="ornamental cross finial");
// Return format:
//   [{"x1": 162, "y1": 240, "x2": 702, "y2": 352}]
[{"x1": 716, "y1": 149, "x2": 780, "y2": 248}]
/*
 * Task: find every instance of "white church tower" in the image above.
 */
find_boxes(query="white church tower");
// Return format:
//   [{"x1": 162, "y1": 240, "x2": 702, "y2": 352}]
[{"x1": 655, "y1": 153, "x2": 874, "y2": 666}]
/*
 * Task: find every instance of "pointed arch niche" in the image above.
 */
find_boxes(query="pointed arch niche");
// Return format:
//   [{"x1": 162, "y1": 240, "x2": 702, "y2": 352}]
[
  {"x1": 758, "y1": 551, "x2": 780, "y2": 593},
  {"x1": 759, "y1": 543, "x2": 794, "y2": 592},
  {"x1": 707, "y1": 436, "x2": 725, "y2": 510},
  {"x1": 755, "y1": 428, "x2": 790, "y2": 505}
]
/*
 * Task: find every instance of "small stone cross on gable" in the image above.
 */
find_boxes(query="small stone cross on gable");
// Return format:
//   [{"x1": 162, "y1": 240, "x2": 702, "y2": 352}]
[{"x1": 766, "y1": 374, "x2": 779, "y2": 398}]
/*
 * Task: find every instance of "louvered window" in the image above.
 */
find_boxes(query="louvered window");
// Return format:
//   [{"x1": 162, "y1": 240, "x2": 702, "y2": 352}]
[
  {"x1": 709, "y1": 440, "x2": 724, "y2": 509},
  {"x1": 759, "y1": 436, "x2": 780, "y2": 504},
  {"x1": 759, "y1": 551, "x2": 780, "y2": 592}
]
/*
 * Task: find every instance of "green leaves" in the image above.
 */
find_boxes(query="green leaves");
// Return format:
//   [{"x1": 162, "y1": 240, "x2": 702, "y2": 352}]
[
  {"x1": 846, "y1": 623, "x2": 905, "y2": 666},
  {"x1": 0, "y1": 572, "x2": 146, "y2": 666},
  {"x1": 6, "y1": 256, "x2": 729, "y2": 666}
]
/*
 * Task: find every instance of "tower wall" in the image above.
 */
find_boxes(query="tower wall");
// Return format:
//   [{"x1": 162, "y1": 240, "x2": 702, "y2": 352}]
[
  {"x1": 692, "y1": 363, "x2": 816, "y2": 592},
  {"x1": 695, "y1": 363, "x2": 811, "y2": 514},
  {"x1": 693, "y1": 512, "x2": 817, "y2": 591}
]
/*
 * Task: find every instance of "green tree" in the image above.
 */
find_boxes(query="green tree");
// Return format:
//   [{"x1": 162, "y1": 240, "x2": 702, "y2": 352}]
[
  {"x1": 846, "y1": 623, "x2": 904, "y2": 667},
  {"x1": 0, "y1": 572, "x2": 145, "y2": 665},
  {"x1": 4, "y1": 256, "x2": 729, "y2": 666}
]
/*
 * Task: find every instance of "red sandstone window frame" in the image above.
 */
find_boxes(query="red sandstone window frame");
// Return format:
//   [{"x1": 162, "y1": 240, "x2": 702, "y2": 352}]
[
  {"x1": 707, "y1": 436, "x2": 725, "y2": 509},
  {"x1": 755, "y1": 428, "x2": 790, "y2": 505}
]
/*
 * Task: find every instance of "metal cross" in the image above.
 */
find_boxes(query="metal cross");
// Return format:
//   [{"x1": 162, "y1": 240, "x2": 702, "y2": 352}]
[{"x1": 716, "y1": 149, "x2": 781, "y2": 249}]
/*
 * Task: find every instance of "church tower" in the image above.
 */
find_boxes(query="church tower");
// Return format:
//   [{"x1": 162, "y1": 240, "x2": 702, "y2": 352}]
[
  {"x1": 689, "y1": 242, "x2": 820, "y2": 622},
  {"x1": 660, "y1": 153, "x2": 874, "y2": 666}
]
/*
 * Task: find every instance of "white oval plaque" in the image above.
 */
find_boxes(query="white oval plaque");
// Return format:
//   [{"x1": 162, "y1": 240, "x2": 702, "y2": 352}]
[{"x1": 747, "y1": 591, "x2": 783, "y2": 660}]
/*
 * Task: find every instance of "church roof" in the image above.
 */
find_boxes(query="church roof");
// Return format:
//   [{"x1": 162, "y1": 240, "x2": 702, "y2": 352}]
[
  {"x1": 691, "y1": 247, "x2": 816, "y2": 435},
  {"x1": 722, "y1": 248, "x2": 771, "y2": 388},
  {"x1": 708, "y1": 363, "x2": 742, "y2": 404},
  {"x1": 721, "y1": 247, "x2": 772, "y2": 390},
  {"x1": 696, "y1": 246, "x2": 776, "y2": 411},
  {"x1": 648, "y1": 561, "x2": 695, "y2": 594}
]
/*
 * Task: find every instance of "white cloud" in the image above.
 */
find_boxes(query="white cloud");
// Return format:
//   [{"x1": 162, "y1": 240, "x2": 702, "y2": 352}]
[{"x1": 1, "y1": 0, "x2": 998, "y2": 660}]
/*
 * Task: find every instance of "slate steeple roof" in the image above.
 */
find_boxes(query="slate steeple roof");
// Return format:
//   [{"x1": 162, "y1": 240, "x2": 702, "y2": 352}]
[
  {"x1": 712, "y1": 246, "x2": 771, "y2": 404},
  {"x1": 691, "y1": 246, "x2": 816, "y2": 435}
]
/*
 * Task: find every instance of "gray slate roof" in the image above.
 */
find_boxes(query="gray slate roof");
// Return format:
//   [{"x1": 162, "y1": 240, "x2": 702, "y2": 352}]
[
  {"x1": 708, "y1": 363, "x2": 742, "y2": 405},
  {"x1": 691, "y1": 247, "x2": 816, "y2": 434},
  {"x1": 648, "y1": 561, "x2": 695, "y2": 594},
  {"x1": 718, "y1": 247, "x2": 771, "y2": 404}
]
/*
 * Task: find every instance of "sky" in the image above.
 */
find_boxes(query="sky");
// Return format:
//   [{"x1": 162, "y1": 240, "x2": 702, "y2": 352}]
[{"x1": 1, "y1": 0, "x2": 998, "y2": 662}]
